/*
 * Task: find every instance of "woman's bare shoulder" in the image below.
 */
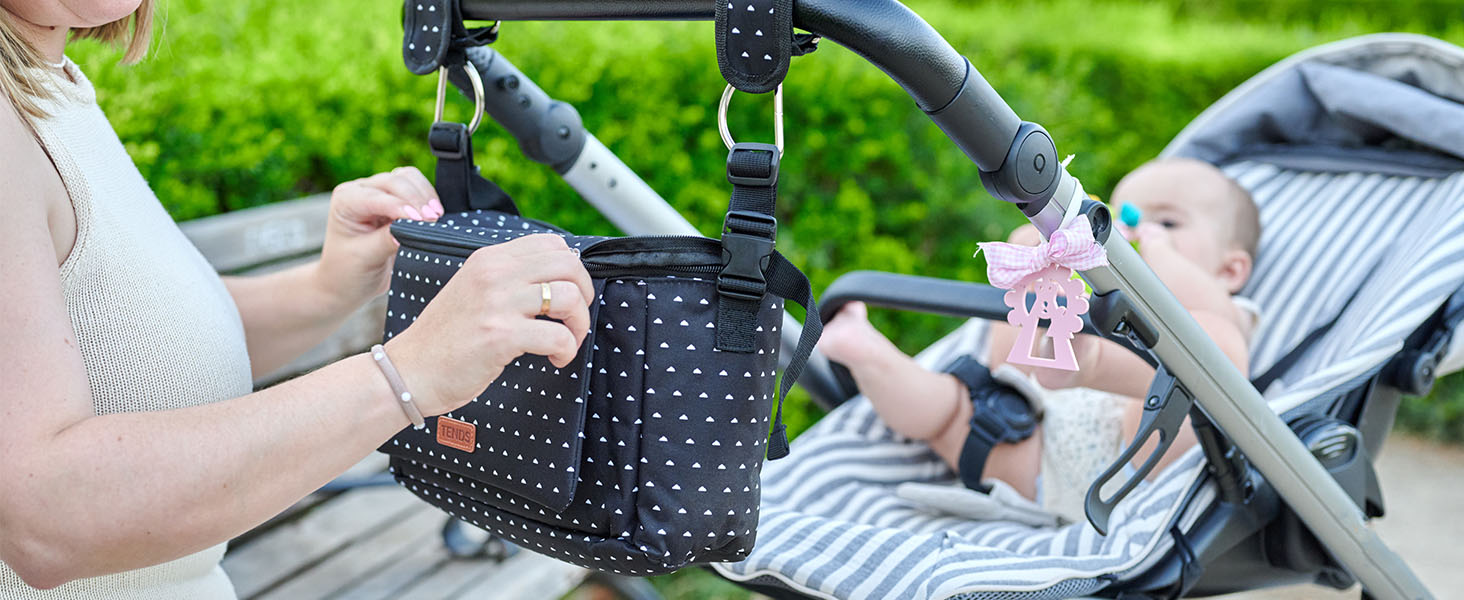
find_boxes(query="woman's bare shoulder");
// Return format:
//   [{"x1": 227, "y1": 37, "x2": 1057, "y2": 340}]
[
  {"x1": 0, "y1": 106, "x2": 62, "y2": 193},
  {"x1": 1, "y1": 103, "x2": 73, "y2": 261}
]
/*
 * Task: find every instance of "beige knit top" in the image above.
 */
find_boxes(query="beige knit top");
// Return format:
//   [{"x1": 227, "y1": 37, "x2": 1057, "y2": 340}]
[{"x1": 0, "y1": 58, "x2": 251, "y2": 599}]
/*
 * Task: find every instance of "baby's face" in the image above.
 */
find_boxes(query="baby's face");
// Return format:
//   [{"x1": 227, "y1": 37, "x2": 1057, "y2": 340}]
[
  {"x1": 1111, "y1": 161, "x2": 1250, "y2": 291},
  {"x1": 1118, "y1": 191, "x2": 1235, "y2": 274}
]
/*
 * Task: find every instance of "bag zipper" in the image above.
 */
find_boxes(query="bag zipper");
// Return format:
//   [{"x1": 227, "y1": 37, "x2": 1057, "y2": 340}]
[{"x1": 391, "y1": 221, "x2": 725, "y2": 277}]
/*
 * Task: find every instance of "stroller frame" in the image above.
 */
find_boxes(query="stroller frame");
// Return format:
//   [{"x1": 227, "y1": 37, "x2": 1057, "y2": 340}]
[{"x1": 437, "y1": 1, "x2": 1431, "y2": 597}]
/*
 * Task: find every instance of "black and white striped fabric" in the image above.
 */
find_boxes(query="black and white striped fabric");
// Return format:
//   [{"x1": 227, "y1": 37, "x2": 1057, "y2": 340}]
[{"x1": 712, "y1": 162, "x2": 1464, "y2": 598}]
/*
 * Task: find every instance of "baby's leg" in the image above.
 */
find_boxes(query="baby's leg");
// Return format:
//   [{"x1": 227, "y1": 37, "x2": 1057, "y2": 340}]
[
  {"x1": 968, "y1": 425, "x2": 1042, "y2": 500},
  {"x1": 821, "y1": 302, "x2": 1042, "y2": 499},
  {"x1": 820, "y1": 301, "x2": 967, "y2": 442}
]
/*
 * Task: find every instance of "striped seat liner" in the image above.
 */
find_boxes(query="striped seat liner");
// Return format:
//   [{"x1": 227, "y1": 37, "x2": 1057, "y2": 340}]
[{"x1": 711, "y1": 161, "x2": 1464, "y2": 599}]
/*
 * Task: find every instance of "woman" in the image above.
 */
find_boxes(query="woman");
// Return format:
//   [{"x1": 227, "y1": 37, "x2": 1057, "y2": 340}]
[{"x1": 0, "y1": 1, "x2": 594, "y2": 596}]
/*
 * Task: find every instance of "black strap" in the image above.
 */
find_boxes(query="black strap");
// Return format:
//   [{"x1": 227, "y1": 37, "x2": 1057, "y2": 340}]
[
  {"x1": 404, "y1": 0, "x2": 514, "y2": 214},
  {"x1": 763, "y1": 252, "x2": 821, "y2": 460},
  {"x1": 715, "y1": 0, "x2": 796, "y2": 94},
  {"x1": 716, "y1": 143, "x2": 781, "y2": 353},
  {"x1": 949, "y1": 357, "x2": 1000, "y2": 492},
  {"x1": 429, "y1": 120, "x2": 519, "y2": 215},
  {"x1": 943, "y1": 355, "x2": 1038, "y2": 492}
]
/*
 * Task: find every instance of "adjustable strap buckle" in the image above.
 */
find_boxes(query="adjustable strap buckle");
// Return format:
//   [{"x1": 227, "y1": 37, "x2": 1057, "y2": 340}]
[
  {"x1": 725, "y1": 143, "x2": 782, "y2": 186},
  {"x1": 718, "y1": 143, "x2": 781, "y2": 303},
  {"x1": 719, "y1": 211, "x2": 777, "y2": 302}
]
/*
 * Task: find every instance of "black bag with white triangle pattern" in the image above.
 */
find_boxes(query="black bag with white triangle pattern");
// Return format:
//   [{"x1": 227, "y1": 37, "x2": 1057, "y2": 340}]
[{"x1": 380, "y1": 196, "x2": 820, "y2": 575}]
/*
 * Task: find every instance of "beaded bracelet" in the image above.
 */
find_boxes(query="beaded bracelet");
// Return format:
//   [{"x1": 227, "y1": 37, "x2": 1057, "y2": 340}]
[{"x1": 370, "y1": 344, "x2": 427, "y2": 429}]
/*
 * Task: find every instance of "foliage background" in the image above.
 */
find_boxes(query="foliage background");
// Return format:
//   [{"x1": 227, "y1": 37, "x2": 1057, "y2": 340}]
[{"x1": 60, "y1": 0, "x2": 1464, "y2": 596}]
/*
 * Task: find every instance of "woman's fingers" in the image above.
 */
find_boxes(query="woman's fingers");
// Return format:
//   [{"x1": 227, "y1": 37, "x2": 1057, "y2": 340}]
[
  {"x1": 362, "y1": 171, "x2": 439, "y2": 220},
  {"x1": 391, "y1": 166, "x2": 441, "y2": 214},
  {"x1": 524, "y1": 281, "x2": 593, "y2": 345},
  {"x1": 487, "y1": 236, "x2": 595, "y2": 304},
  {"x1": 498, "y1": 233, "x2": 571, "y2": 257},
  {"x1": 335, "y1": 186, "x2": 421, "y2": 229},
  {"x1": 514, "y1": 319, "x2": 583, "y2": 368}
]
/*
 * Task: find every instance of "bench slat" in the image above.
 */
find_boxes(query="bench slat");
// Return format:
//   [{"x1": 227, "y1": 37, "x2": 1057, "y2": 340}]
[
  {"x1": 396, "y1": 551, "x2": 516, "y2": 600},
  {"x1": 223, "y1": 485, "x2": 420, "y2": 598},
  {"x1": 447, "y1": 551, "x2": 590, "y2": 600},
  {"x1": 329, "y1": 530, "x2": 455, "y2": 600},
  {"x1": 180, "y1": 195, "x2": 333, "y2": 273},
  {"x1": 257, "y1": 502, "x2": 445, "y2": 600}
]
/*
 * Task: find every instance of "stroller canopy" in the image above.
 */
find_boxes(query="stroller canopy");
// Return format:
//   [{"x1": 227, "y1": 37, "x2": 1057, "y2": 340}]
[{"x1": 715, "y1": 33, "x2": 1464, "y2": 599}]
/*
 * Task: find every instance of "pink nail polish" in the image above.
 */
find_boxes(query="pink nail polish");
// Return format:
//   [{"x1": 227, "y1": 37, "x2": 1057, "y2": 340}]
[
  {"x1": 404, "y1": 205, "x2": 424, "y2": 220},
  {"x1": 429, "y1": 197, "x2": 445, "y2": 216},
  {"x1": 426, "y1": 204, "x2": 443, "y2": 219}
]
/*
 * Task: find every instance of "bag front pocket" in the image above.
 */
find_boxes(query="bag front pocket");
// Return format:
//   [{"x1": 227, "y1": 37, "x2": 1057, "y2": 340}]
[{"x1": 381, "y1": 247, "x2": 600, "y2": 514}]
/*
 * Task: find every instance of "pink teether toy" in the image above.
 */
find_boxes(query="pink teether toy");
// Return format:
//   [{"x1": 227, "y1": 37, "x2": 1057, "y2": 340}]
[{"x1": 978, "y1": 218, "x2": 1109, "y2": 371}]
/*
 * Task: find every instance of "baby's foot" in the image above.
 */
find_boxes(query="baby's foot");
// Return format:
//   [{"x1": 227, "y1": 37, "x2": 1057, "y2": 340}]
[{"x1": 819, "y1": 301, "x2": 889, "y2": 367}]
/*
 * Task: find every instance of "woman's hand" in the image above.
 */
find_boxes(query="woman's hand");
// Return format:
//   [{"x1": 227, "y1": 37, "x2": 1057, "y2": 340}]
[
  {"x1": 384, "y1": 234, "x2": 596, "y2": 417},
  {"x1": 315, "y1": 167, "x2": 445, "y2": 312}
]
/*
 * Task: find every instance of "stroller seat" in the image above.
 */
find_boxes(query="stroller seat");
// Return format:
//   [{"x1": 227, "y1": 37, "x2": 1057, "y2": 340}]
[
  {"x1": 715, "y1": 34, "x2": 1464, "y2": 599},
  {"x1": 715, "y1": 319, "x2": 1212, "y2": 599}
]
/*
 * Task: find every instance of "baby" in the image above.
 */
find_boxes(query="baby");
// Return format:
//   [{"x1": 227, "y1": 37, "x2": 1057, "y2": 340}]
[{"x1": 819, "y1": 158, "x2": 1261, "y2": 524}]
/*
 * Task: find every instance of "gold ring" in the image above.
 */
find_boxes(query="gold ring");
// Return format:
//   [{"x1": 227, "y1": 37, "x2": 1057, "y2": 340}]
[{"x1": 538, "y1": 282, "x2": 552, "y2": 317}]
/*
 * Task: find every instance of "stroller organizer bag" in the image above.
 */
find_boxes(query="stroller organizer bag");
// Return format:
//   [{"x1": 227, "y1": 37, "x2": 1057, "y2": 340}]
[
  {"x1": 380, "y1": 0, "x2": 819, "y2": 576},
  {"x1": 382, "y1": 204, "x2": 818, "y2": 575}
]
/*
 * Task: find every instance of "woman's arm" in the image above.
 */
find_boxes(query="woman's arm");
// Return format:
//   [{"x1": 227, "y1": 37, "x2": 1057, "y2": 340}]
[
  {"x1": 223, "y1": 262, "x2": 360, "y2": 377},
  {"x1": 226, "y1": 169, "x2": 444, "y2": 377},
  {"x1": 0, "y1": 130, "x2": 592, "y2": 588}
]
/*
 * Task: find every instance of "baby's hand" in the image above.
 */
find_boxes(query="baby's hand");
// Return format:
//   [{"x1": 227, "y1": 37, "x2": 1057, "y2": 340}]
[
  {"x1": 819, "y1": 301, "x2": 893, "y2": 368},
  {"x1": 1133, "y1": 222, "x2": 1176, "y2": 257}
]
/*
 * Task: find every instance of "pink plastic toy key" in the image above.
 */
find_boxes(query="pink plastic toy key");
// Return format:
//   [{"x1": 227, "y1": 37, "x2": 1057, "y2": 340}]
[{"x1": 977, "y1": 218, "x2": 1109, "y2": 371}]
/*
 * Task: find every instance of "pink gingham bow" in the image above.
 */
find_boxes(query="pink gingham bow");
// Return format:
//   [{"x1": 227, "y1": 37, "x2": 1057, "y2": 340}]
[{"x1": 977, "y1": 218, "x2": 1109, "y2": 289}]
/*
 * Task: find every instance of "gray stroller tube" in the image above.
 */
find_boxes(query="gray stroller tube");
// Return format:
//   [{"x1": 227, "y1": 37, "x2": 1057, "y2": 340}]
[{"x1": 455, "y1": 2, "x2": 1432, "y2": 598}]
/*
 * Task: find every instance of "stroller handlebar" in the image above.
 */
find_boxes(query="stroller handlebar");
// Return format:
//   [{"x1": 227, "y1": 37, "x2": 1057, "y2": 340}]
[{"x1": 460, "y1": 0, "x2": 1032, "y2": 177}]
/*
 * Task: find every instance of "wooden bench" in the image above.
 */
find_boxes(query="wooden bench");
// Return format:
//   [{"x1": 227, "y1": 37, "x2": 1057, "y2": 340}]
[{"x1": 180, "y1": 196, "x2": 597, "y2": 599}]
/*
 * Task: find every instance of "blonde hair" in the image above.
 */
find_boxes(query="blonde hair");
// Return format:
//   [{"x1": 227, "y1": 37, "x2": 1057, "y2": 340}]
[{"x1": 1, "y1": 2, "x2": 154, "y2": 121}]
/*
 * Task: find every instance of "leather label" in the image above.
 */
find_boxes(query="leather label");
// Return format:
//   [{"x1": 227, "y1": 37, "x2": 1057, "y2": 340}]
[{"x1": 437, "y1": 416, "x2": 476, "y2": 452}]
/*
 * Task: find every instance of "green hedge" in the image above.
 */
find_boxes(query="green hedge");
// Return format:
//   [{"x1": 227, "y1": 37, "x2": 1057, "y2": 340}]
[{"x1": 67, "y1": 2, "x2": 1464, "y2": 441}]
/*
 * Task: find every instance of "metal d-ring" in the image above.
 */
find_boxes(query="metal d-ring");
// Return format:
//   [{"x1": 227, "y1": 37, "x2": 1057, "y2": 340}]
[
  {"x1": 718, "y1": 83, "x2": 784, "y2": 155},
  {"x1": 434, "y1": 62, "x2": 485, "y2": 134}
]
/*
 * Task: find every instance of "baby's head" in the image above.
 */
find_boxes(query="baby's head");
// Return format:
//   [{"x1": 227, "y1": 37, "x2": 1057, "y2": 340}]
[{"x1": 1112, "y1": 158, "x2": 1260, "y2": 294}]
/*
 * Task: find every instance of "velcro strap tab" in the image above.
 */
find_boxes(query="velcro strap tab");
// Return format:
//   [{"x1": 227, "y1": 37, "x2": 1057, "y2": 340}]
[
  {"x1": 715, "y1": 0, "x2": 795, "y2": 94},
  {"x1": 403, "y1": 0, "x2": 456, "y2": 75}
]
